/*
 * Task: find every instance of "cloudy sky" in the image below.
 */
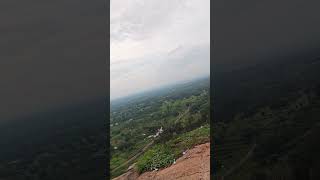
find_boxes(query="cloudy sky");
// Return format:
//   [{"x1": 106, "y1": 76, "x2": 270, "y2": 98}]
[{"x1": 111, "y1": 0, "x2": 210, "y2": 100}]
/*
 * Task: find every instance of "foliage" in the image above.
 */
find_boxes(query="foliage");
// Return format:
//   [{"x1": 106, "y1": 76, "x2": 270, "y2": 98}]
[
  {"x1": 136, "y1": 125, "x2": 210, "y2": 173},
  {"x1": 110, "y1": 77, "x2": 210, "y2": 177},
  {"x1": 136, "y1": 144, "x2": 175, "y2": 173},
  {"x1": 213, "y1": 85, "x2": 320, "y2": 179}
]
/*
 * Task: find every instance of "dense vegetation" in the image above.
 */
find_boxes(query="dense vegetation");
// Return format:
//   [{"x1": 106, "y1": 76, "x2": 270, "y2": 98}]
[
  {"x1": 136, "y1": 124, "x2": 209, "y2": 173},
  {"x1": 110, "y1": 77, "x2": 210, "y2": 178},
  {"x1": 212, "y1": 56, "x2": 320, "y2": 180}
]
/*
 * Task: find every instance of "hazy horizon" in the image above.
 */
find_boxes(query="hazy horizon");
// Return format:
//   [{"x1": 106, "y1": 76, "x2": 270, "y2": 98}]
[
  {"x1": 111, "y1": 0, "x2": 210, "y2": 100},
  {"x1": 110, "y1": 75, "x2": 209, "y2": 101}
]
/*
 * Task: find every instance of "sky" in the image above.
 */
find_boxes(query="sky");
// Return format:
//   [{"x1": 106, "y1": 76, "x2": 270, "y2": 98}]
[{"x1": 110, "y1": 0, "x2": 210, "y2": 100}]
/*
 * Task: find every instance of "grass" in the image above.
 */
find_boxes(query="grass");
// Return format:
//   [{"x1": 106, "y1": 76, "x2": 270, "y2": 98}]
[
  {"x1": 136, "y1": 124, "x2": 210, "y2": 173},
  {"x1": 136, "y1": 144, "x2": 175, "y2": 173}
]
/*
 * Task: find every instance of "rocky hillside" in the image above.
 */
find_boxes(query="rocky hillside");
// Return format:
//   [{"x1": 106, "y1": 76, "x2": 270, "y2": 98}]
[{"x1": 113, "y1": 142, "x2": 210, "y2": 180}]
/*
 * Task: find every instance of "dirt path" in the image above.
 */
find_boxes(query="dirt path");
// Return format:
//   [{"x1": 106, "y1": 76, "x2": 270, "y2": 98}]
[{"x1": 113, "y1": 142, "x2": 210, "y2": 180}]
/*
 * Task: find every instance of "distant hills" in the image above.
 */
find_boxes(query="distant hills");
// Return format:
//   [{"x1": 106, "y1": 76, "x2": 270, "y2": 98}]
[{"x1": 111, "y1": 76, "x2": 209, "y2": 109}]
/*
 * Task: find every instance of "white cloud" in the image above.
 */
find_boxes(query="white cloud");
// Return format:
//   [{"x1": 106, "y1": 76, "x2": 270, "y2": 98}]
[{"x1": 111, "y1": 0, "x2": 210, "y2": 99}]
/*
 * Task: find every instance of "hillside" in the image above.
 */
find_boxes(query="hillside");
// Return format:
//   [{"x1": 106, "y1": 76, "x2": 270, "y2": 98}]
[
  {"x1": 212, "y1": 56, "x2": 320, "y2": 179},
  {"x1": 110, "y1": 77, "x2": 210, "y2": 178},
  {"x1": 114, "y1": 142, "x2": 210, "y2": 180}
]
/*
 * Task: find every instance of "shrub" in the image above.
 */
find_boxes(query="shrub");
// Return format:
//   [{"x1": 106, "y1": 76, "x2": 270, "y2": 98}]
[
  {"x1": 136, "y1": 144, "x2": 175, "y2": 173},
  {"x1": 136, "y1": 125, "x2": 210, "y2": 173}
]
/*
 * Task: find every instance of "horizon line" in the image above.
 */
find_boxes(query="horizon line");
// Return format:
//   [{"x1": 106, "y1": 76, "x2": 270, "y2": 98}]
[{"x1": 110, "y1": 75, "x2": 209, "y2": 102}]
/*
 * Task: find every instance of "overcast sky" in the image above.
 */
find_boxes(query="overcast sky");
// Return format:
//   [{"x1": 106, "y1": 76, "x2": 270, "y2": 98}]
[{"x1": 110, "y1": 0, "x2": 210, "y2": 100}]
